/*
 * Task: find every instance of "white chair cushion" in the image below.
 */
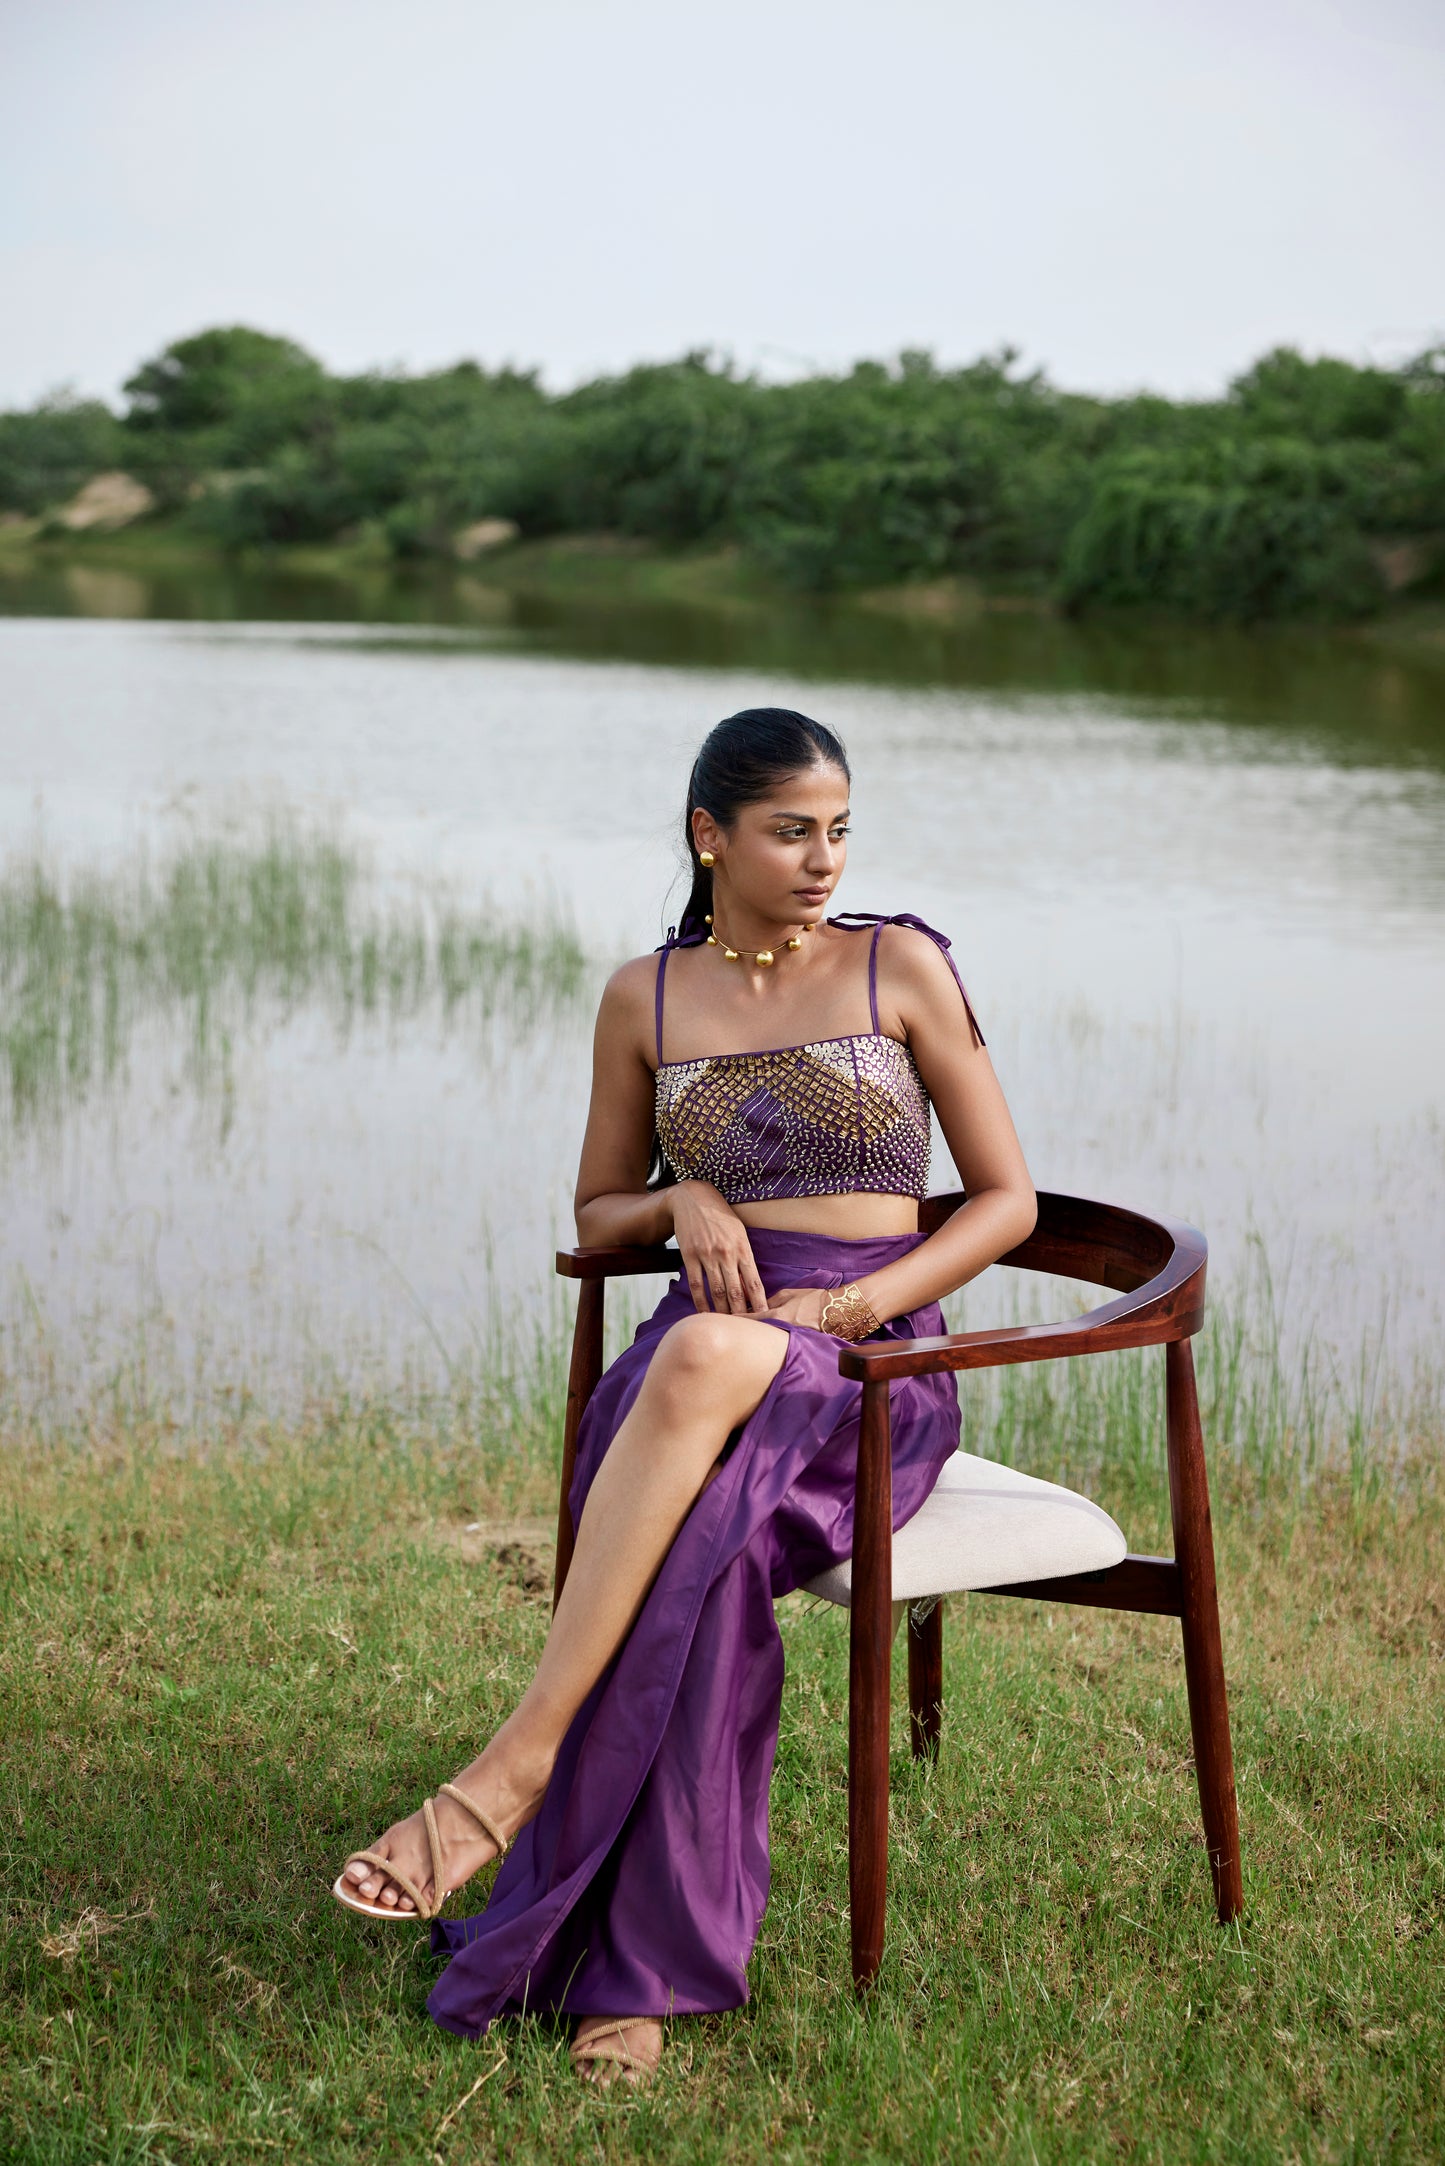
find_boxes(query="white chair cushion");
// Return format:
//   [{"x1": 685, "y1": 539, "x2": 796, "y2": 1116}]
[{"x1": 802, "y1": 1450, "x2": 1127, "y2": 1607}]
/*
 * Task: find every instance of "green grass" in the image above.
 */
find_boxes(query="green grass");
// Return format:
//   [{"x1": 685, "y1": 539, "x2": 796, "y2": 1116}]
[
  {"x1": 0, "y1": 830, "x2": 587, "y2": 1127},
  {"x1": 2, "y1": 1291, "x2": 1439, "y2": 2164}
]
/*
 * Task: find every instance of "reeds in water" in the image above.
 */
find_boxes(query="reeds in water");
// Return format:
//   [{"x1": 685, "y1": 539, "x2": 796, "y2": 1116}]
[{"x1": 0, "y1": 827, "x2": 587, "y2": 1125}]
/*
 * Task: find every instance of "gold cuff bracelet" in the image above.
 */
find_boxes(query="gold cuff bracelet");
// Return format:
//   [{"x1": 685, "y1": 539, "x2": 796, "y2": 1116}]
[{"x1": 819, "y1": 1281, "x2": 883, "y2": 1342}]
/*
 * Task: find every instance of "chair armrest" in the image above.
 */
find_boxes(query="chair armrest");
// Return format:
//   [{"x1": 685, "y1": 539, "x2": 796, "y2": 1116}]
[
  {"x1": 554, "y1": 1197, "x2": 1206, "y2": 1376},
  {"x1": 556, "y1": 1244, "x2": 681, "y2": 1280},
  {"x1": 837, "y1": 1206, "x2": 1206, "y2": 1381}
]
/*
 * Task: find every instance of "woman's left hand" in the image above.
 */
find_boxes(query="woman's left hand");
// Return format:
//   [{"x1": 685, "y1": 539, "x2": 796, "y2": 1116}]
[{"x1": 764, "y1": 1286, "x2": 828, "y2": 1331}]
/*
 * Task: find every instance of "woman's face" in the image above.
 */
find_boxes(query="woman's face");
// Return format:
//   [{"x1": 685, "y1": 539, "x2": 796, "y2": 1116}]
[{"x1": 695, "y1": 761, "x2": 851, "y2": 925}]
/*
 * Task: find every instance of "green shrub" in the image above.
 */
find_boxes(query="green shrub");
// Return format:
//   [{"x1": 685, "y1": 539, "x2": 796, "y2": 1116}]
[
  {"x1": 1059, "y1": 441, "x2": 1390, "y2": 620},
  {"x1": 0, "y1": 395, "x2": 124, "y2": 514},
  {"x1": 123, "y1": 326, "x2": 325, "y2": 438},
  {"x1": 734, "y1": 353, "x2": 1070, "y2": 589},
  {"x1": 6, "y1": 327, "x2": 1444, "y2": 620}
]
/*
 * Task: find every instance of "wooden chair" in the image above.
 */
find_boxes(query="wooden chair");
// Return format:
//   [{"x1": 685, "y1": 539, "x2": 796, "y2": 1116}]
[{"x1": 553, "y1": 1189, "x2": 1243, "y2": 1993}]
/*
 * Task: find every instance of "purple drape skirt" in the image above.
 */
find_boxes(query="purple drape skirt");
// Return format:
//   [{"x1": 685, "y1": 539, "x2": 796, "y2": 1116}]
[{"x1": 427, "y1": 1227, "x2": 961, "y2": 2039}]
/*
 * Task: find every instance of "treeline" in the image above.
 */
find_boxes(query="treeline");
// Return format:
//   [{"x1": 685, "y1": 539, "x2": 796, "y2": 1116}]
[{"x1": 3, "y1": 325, "x2": 1443, "y2": 620}]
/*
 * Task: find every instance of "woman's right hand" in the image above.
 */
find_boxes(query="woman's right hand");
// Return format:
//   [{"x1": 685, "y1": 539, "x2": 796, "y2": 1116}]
[{"x1": 669, "y1": 1180, "x2": 769, "y2": 1316}]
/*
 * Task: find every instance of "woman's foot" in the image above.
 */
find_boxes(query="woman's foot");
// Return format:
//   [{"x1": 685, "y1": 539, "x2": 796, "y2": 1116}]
[
  {"x1": 339, "y1": 1731, "x2": 552, "y2": 1916},
  {"x1": 570, "y1": 2015, "x2": 664, "y2": 2089}
]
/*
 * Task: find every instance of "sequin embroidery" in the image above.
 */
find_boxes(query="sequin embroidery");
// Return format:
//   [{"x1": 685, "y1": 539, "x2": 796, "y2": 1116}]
[{"x1": 655, "y1": 1033, "x2": 932, "y2": 1203}]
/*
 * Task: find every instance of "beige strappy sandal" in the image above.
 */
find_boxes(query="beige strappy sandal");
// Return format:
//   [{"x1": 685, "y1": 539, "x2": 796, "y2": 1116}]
[
  {"x1": 331, "y1": 1782, "x2": 512, "y2": 1921},
  {"x1": 570, "y1": 2015, "x2": 664, "y2": 2088}
]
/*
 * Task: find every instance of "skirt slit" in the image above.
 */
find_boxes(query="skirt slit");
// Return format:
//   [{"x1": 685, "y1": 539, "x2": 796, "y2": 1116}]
[{"x1": 427, "y1": 1226, "x2": 960, "y2": 2038}]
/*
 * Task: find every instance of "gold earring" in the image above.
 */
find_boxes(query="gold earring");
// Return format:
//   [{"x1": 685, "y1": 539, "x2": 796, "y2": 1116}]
[{"x1": 698, "y1": 850, "x2": 715, "y2": 867}]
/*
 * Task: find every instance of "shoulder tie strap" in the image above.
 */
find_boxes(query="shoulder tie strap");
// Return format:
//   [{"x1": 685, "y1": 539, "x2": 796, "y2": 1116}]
[
  {"x1": 654, "y1": 919, "x2": 709, "y2": 1067},
  {"x1": 653, "y1": 947, "x2": 669, "y2": 1066},
  {"x1": 827, "y1": 911, "x2": 985, "y2": 1049}
]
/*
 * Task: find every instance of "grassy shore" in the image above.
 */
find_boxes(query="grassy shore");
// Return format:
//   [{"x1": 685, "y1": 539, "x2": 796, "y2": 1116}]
[
  {"x1": 6, "y1": 520, "x2": 1445, "y2": 664},
  {"x1": 0, "y1": 520, "x2": 914, "y2": 624},
  {"x1": 2, "y1": 1315, "x2": 1440, "y2": 2164}
]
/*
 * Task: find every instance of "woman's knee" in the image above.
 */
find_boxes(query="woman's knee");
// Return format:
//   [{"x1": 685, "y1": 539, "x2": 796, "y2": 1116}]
[{"x1": 650, "y1": 1311, "x2": 785, "y2": 1408}]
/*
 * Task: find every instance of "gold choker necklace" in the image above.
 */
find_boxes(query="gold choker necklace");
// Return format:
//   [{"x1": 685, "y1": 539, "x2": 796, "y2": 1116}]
[{"x1": 705, "y1": 914, "x2": 814, "y2": 967}]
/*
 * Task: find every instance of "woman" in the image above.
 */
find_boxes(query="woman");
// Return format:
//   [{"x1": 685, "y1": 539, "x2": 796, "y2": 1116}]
[{"x1": 334, "y1": 707, "x2": 1036, "y2": 2085}]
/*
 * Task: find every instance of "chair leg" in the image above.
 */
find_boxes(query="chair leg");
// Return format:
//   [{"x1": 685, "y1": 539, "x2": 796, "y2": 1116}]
[
  {"x1": 553, "y1": 1278, "x2": 603, "y2": 1610},
  {"x1": 848, "y1": 1378, "x2": 893, "y2": 1992},
  {"x1": 1166, "y1": 1338, "x2": 1244, "y2": 1922},
  {"x1": 907, "y1": 1600, "x2": 943, "y2": 1761}
]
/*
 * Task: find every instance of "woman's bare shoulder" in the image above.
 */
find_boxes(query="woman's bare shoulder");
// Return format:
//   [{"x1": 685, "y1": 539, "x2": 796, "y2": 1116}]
[
  {"x1": 877, "y1": 921, "x2": 963, "y2": 994},
  {"x1": 606, "y1": 949, "x2": 666, "y2": 996},
  {"x1": 875, "y1": 921, "x2": 977, "y2": 1041},
  {"x1": 594, "y1": 950, "x2": 667, "y2": 1051}
]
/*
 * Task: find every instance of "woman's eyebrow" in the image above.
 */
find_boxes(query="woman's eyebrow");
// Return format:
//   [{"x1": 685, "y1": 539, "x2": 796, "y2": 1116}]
[{"x1": 769, "y1": 809, "x2": 852, "y2": 823}]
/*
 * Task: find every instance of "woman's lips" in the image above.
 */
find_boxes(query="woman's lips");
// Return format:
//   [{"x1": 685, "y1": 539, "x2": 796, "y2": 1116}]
[{"x1": 795, "y1": 888, "x2": 829, "y2": 903}]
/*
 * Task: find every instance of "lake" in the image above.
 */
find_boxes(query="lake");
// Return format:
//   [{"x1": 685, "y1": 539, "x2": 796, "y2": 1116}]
[{"x1": 1, "y1": 558, "x2": 1442, "y2": 1433}]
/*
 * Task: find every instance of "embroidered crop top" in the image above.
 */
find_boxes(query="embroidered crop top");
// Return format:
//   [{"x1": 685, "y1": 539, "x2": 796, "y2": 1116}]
[{"x1": 652, "y1": 912, "x2": 984, "y2": 1205}]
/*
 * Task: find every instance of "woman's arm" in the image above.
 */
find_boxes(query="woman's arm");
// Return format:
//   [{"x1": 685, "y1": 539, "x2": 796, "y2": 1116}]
[
  {"x1": 847, "y1": 927, "x2": 1036, "y2": 1326},
  {"x1": 573, "y1": 958, "x2": 769, "y2": 1315},
  {"x1": 572, "y1": 957, "x2": 677, "y2": 1249}
]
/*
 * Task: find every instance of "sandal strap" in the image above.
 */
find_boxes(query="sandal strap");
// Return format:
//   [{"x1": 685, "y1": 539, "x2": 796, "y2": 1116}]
[
  {"x1": 570, "y1": 2017, "x2": 662, "y2": 2072},
  {"x1": 340, "y1": 1785, "x2": 509, "y2": 1923},
  {"x1": 437, "y1": 1781, "x2": 512, "y2": 1860},
  {"x1": 421, "y1": 1798, "x2": 448, "y2": 1918},
  {"x1": 343, "y1": 1847, "x2": 434, "y2": 1921}
]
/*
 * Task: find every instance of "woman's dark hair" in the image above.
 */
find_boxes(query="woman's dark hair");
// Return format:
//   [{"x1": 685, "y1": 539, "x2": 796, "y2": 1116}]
[
  {"x1": 673, "y1": 706, "x2": 851, "y2": 943},
  {"x1": 649, "y1": 706, "x2": 850, "y2": 1188}
]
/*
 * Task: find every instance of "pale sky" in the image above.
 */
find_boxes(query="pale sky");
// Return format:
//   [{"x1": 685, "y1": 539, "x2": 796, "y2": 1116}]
[{"x1": 1, "y1": 0, "x2": 1442, "y2": 411}]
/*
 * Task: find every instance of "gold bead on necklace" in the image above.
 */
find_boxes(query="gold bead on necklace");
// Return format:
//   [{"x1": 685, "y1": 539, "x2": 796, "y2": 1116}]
[{"x1": 705, "y1": 913, "x2": 814, "y2": 967}]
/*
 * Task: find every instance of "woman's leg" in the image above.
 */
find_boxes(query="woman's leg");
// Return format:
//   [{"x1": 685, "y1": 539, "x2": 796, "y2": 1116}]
[{"x1": 342, "y1": 1312, "x2": 789, "y2": 1912}]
